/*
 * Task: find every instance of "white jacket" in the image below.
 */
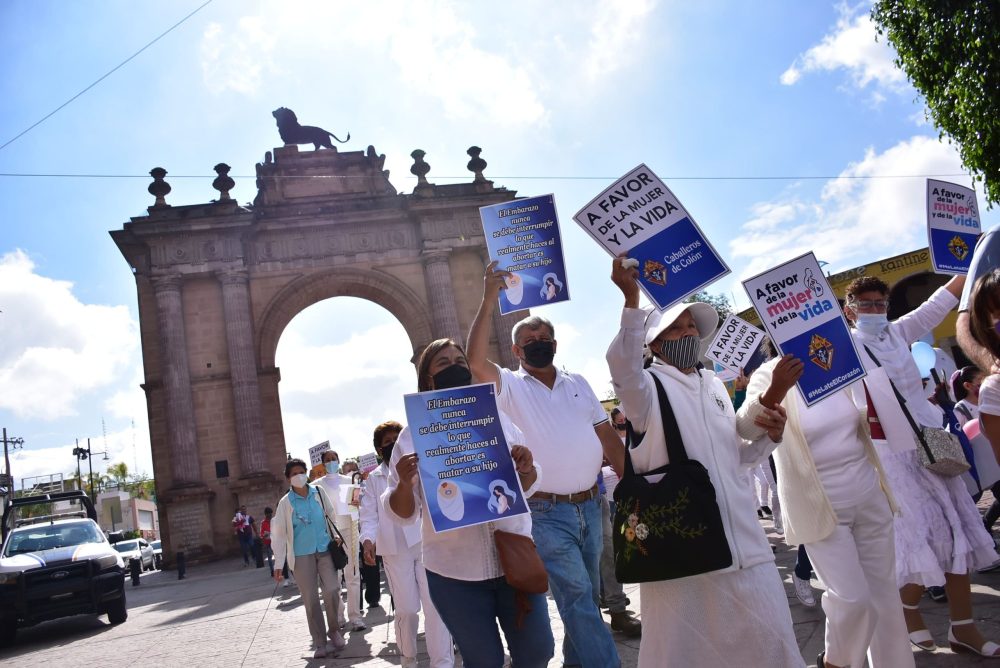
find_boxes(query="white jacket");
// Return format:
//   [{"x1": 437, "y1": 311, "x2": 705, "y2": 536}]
[
  {"x1": 736, "y1": 358, "x2": 898, "y2": 546},
  {"x1": 607, "y1": 307, "x2": 779, "y2": 575},
  {"x1": 359, "y1": 462, "x2": 421, "y2": 556},
  {"x1": 271, "y1": 484, "x2": 341, "y2": 573}
]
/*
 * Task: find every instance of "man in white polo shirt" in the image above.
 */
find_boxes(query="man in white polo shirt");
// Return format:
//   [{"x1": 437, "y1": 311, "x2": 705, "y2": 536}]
[{"x1": 468, "y1": 261, "x2": 625, "y2": 668}]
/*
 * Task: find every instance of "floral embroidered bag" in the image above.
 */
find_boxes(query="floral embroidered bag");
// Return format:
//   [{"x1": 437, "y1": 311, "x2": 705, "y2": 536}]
[{"x1": 612, "y1": 371, "x2": 733, "y2": 583}]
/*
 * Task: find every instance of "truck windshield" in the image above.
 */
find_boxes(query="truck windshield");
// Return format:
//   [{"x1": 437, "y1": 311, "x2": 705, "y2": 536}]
[{"x1": 4, "y1": 521, "x2": 105, "y2": 556}]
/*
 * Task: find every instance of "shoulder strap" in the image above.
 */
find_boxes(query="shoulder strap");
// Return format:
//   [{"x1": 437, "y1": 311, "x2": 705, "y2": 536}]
[
  {"x1": 315, "y1": 487, "x2": 348, "y2": 544},
  {"x1": 649, "y1": 370, "x2": 690, "y2": 463},
  {"x1": 956, "y1": 403, "x2": 973, "y2": 420},
  {"x1": 863, "y1": 345, "x2": 935, "y2": 461}
]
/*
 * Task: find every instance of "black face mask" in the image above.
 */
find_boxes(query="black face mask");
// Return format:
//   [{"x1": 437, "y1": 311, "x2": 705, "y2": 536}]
[
  {"x1": 521, "y1": 340, "x2": 555, "y2": 368},
  {"x1": 378, "y1": 441, "x2": 395, "y2": 464},
  {"x1": 432, "y1": 363, "x2": 472, "y2": 390}
]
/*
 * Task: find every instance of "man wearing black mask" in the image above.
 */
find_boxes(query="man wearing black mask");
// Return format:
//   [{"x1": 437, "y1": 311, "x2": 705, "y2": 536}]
[{"x1": 468, "y1": 261, "x2": 626, "y2": 668}]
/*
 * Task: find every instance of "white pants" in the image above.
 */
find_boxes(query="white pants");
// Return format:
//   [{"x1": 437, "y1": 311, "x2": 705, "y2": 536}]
[
  {"x1": 382, "y1": 542, "x2": 454, "y2": 668},
  {"x1": 335, "y1": 515, "x2": 362, "y2": 625},
  {"x1": 805, "y1": 484, "x2": 914, "y2": 668}
]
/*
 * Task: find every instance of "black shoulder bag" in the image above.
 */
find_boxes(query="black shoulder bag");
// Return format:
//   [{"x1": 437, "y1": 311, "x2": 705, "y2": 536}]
[
  {"x1": 612, "y1": 371, "x2": 733, "y2": 583},
  {"x1": 316, "y1": 488, "x2": 351, "y2": 570}
]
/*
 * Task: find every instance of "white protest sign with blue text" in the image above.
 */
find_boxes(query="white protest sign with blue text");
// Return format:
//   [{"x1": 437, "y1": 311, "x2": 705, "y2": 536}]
[
  {"x1": 743, "y1": 252, "x2": 866, "y2": 406},
  {"x1": 480, "y1": 194, "x2": 570, "y2": 314},
  {"x1": 705, "y1": 315, "x2": 765, "y2": 375},
  {"x1": 927, "y1": 179, "x2": 980, "y2": 275},
  {"x1": 404, "y1": 383, "x2": 528, "y2": 533},
  {"x1": 573, "y1": 164, "x2": 730, "y2": 311}
]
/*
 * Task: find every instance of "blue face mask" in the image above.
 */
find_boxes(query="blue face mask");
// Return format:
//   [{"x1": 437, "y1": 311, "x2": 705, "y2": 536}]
[
  {"x1": 854, "y1": 313, "x2": 888, "y2": 336},
  {"x1": 325, "y1": 460, "x2": 339, "y2": 475}
]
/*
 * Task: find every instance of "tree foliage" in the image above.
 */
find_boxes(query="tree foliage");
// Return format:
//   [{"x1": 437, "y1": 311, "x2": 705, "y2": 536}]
[
  {"x1": 872, "y1": 0, "x2": 1000, "y2": 205},
  {"x1": 684, "y1": 290, "x2": 733, "y2": 323}
]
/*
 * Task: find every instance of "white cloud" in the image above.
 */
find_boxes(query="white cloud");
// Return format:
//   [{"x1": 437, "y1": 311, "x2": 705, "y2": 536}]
[
  {"x1": 200, "y1": 16, "x2": 278, "y2": 95},
  {"x1": 0, "y1": 251, "x2": 138, "y2": 420},
  {"x1": 729, "y1": 135, "x2": 971, "y2": 280},
  {"x1": 781, "y1": 4, "x2": 906, "y2": 91},
  {"x1": 584, "y1": 0, "x2": 657, "y2": 81}
]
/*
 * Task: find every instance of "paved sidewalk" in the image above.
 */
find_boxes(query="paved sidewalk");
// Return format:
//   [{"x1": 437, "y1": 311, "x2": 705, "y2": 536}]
[{"x1": 2, "y1": 518, "x2": 1000, "y2": 666}]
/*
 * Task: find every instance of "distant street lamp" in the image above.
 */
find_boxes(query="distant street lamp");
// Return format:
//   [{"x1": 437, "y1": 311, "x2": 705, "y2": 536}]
[
  {"x1": 72, "y1": 438, "x2": 110, "y2": 504},
  {"x1": 2, "y1": 428, "x2": 25, "y2": 496}
]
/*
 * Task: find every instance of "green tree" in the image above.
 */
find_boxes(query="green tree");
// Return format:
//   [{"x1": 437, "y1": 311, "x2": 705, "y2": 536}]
[
  {"x1": 684, "y1": 290, "x2": 732, "y2": 324},
  {"x1": 872, "y1": 1, "x2": 1000, "y2": 205},
  {"x1": 106, "y1": 462, "x2": 129, "y2": 487}
]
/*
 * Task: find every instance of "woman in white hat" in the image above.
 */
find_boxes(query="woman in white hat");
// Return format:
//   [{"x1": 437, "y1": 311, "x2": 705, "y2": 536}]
[{"x1": 607, "y1": 257, "x2": 803, "y2": 667}]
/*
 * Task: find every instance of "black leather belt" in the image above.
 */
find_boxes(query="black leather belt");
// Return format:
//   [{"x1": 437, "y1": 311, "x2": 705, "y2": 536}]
[{"x1": 530, "y1": 484, "x2": 599, "y2": 504}]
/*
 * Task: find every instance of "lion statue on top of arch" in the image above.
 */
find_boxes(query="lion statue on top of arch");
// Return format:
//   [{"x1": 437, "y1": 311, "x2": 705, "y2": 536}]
[{"x1": 272, "y1": 107, "x2": 350, "y2": 150}]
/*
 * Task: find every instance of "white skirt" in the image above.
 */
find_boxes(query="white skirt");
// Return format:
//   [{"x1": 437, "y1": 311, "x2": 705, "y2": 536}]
[
  {"x1": 880, "y1": 448, "x2": 996, "y2": 587},
  {"x1": 638, "y1": 562, "x2": 804, "y2": 667}
]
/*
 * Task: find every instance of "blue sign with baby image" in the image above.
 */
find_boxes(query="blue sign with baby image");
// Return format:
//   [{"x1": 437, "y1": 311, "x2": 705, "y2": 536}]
[
  {"x1": 403, "y1": 383, "x2": 529, "y2": 533},
  {"x1": 480, "y1": 194, "x2": 570, "y2": 314}
]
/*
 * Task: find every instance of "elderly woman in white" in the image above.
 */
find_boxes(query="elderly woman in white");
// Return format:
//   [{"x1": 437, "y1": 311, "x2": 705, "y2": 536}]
[{"x1": 607, "y1": 258, "x2": 802, "y2": 667}]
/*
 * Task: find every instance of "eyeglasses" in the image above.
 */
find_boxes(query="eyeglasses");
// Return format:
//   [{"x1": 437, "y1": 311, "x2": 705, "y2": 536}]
[{"x1": 849, "y1": 299, "x2": 890, "y2": 311}]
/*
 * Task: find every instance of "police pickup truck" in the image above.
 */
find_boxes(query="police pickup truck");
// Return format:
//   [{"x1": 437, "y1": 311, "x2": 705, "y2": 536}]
[{"x1": 0, "y1": 490, "x2": 127, "y2": 645}]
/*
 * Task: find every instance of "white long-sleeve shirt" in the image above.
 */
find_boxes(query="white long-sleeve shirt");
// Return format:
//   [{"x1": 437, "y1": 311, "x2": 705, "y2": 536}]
[
  {"x1": 853, "y1": 286, "x2": 958, "y2": 430},
  {"x1": 382, "y1": 413, "x2": 542, "y2": 582},
  {"x1": 606, "y1": 307, "x2": 778, "y2": 574},
  {"x1": 359, "y1": 461, "x2": 421, "y2": 556}
]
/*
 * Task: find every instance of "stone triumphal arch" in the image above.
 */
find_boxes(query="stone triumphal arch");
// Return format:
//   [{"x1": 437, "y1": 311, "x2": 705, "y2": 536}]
[{"x1": 111, "y1": 144, "x2": 526, "y2": 561}]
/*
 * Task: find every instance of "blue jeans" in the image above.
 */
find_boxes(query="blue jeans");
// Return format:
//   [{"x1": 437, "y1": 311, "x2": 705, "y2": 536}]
[
  {"x1": 238, "y1": 534, "x2": 253, "y2": 565},
  {"x1": 425, "y1": 570, "x2": 553, "y2": 668},
  {"x1": 529, "y1": 496, "x2": 619, "y2": 668}
]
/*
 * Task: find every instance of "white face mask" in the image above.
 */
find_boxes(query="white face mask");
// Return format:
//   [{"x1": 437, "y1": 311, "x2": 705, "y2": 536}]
[
  {"x1": 290, "y1": 473, "x2": 309, "y2": 488},
  {"x1": 854, "y1": 313, "x2": 888, "y2": 336}
]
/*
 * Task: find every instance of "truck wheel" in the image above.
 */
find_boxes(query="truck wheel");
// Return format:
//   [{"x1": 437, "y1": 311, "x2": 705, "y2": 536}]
[
  {"x1": 0, "y1": 623, "x2": 16, "y2": 647},
  {"x1": 107, "y1": 594, "x2": 128, "y2": 625}
]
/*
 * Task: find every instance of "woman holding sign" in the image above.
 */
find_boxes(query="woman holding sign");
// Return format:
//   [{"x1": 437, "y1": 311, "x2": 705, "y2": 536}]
[
  {"x1": 384, "y1": 338, "x2": 554, "y2": 668},
  {"x1": 737, "y1": 356, "x2": 913, "y2": 668},
  {"x1": 847, "y1": 274, "x2": 999, "y2": 658},
  {"x1": 607, "y1": 257, "x2": 803, "y2": 667}
]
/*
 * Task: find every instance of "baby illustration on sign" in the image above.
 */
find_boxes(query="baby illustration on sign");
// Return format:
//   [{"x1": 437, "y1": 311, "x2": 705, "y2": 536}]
[
  {"x1": 437, "y1": 481, "x2": 465, "y2": 521},
  {"x1": 487, "y1": 479, "x2": 517, "y2": 515}
]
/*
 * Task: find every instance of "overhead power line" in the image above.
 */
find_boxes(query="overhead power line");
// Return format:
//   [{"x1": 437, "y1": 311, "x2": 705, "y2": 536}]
[
  {"x1": 0, "y1": 171, "x2": 973, "y2": 182},
  {"x1": 0, "y1": 0, "x2": 215, "y2": 153}
]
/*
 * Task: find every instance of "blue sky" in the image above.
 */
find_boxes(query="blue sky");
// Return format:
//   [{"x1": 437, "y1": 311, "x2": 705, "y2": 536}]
[{"x1": 2, "y1": 1, "x2": 997, "y2": 487}]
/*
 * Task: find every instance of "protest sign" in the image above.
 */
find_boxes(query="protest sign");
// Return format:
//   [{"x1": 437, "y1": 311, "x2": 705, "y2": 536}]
[
  {"x1": 573, "y1": 164, "x2": 729, "y2": 310},
  {"x1": 705, "y1": 315, "x2": 765, "y2": 375},
  {"x1": 357, "y1": 452, "x2": 379, "y2": 474},
  {"x1": 480, "y1": 194, "x2": 570, "y2": 314},
  {"x1": 308, "y1": 440, "x2": 331, "y2": 467},
  {"x1": 927, "y1": 179, "x2": 980, "y2": 275},
  {"x1": 743, "y1": 252, "x2": 865, "y2": 406},
  {"x1": 404, "y1": 383, "x2": 528, "y2": 533}
]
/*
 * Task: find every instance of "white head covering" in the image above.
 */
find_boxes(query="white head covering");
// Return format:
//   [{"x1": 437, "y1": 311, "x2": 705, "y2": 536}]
[{"x1": 643, "y1": 301, "x2": 719, "y2": 345}]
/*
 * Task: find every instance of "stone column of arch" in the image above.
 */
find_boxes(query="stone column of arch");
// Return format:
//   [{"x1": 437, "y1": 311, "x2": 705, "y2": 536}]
[
  {"x1": 219, "y1": 270, "x2": 268, "y2": 475},
  {"x1": 422, "y1": 250, "x2": 463, "y2": 343},
  {"x1": 151, "y1": 274, "x2": 201, "y2": 484}
]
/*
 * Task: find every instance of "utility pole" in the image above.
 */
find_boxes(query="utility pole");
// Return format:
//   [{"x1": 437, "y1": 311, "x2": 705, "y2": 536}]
[{"x1": 2, "y1": 428, "x2": 25, "y2": 498}]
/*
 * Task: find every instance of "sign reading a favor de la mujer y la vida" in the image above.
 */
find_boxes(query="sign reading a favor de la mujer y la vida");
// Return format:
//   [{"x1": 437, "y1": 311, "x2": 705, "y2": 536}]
[
  {"x1": 927, "y1": 179, "x2": 981, "y2": 275},
  {"x1": 705, "y1": 315, "x2": 765, "y2": 375},
  {"x1": 479, "y1": 194, "x2": 570, "y2": 314},
  {"x1": 573, "y1": 164, "x2": 730, "y2": 311},
  {"x1": 742, "y1": 252, "x2": 866, "y2": 406},
  {"x1": 403, "y1": 383, "x2": 528, "y2": 533}
]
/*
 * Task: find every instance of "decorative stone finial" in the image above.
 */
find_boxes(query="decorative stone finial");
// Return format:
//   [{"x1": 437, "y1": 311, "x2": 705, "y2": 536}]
[
  {"x1": 467, "y1": 146, "x2": 488, "y2": 183},
  {"x1": 148, "y1": 167, "x2": 171, "y2": 207},
  {"x1": 212, "y1": 163, "x2": 235, "y2": 201},
  {"x1": 410, "y1": 149, "x2": 431, "y2": 187}
]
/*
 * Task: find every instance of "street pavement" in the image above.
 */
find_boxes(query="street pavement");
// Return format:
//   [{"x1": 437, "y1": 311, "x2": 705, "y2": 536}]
[{"x1": 3, "y1": 515, "x2": 1000, "y2": 667}]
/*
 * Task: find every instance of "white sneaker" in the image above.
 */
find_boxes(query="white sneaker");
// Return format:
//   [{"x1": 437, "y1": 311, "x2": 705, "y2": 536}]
[
  {"x1": 401, "y1": 657, "x2": 418, "y2": 668},
  {"x1": 794, "y1": 574, "x2": 816, "y2": 607},
  {"x1": 773, "y1": 514, "x2": 784, "y2": 536},
  {"x1": 327, "y1": 633, "x2": 346, "y2": 652},
  {"x1": 282, "y1": 579, "x2": 291, "y2": 588}
]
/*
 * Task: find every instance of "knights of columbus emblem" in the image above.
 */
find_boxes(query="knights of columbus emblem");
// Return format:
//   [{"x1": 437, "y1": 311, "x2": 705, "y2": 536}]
[
  {"x1": 643, "y1": 259, "x2": 667, "y2": 287},
  {"x1": 948, "y1": 235, "x2": 970, "y2": 262},
  {"x1": 808, "y1": 333, "x2": 835, "y2": 371}
]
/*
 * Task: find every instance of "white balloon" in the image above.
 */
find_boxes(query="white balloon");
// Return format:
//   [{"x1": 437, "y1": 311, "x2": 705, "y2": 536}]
[{"x1": 911, "y1": 341, "x2": 937, "y2": 378}]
